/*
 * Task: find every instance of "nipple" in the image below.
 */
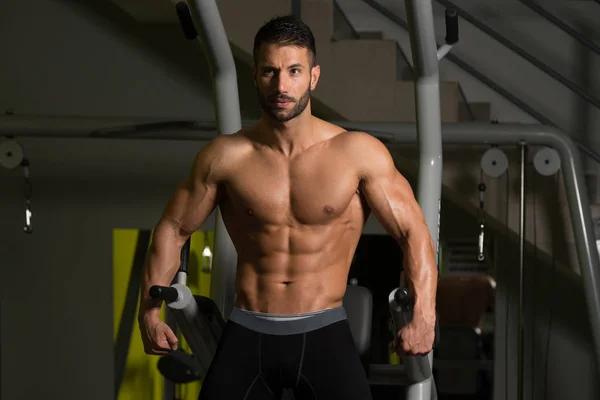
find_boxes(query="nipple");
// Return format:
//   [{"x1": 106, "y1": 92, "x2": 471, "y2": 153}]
[{"x1": 324, "y1": 205, "x2": 334, "y2": 215}]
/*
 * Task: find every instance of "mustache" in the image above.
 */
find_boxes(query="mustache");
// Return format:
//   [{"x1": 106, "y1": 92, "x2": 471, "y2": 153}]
[{"x1": 267, "y1": 94, "x2": 295, "y2": 102}]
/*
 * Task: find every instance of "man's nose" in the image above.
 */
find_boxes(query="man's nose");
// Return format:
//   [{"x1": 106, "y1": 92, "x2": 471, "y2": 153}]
[{"x1": 273, "y1": 71, "x2": 289, "y2": 93}]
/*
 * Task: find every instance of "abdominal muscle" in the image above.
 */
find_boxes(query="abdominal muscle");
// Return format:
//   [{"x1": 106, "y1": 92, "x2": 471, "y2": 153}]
[{"x1": 232, "y1": 222, "x2": 361, "y2": 315}]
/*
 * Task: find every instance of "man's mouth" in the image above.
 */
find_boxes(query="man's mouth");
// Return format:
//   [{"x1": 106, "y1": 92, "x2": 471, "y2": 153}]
[{"x1": 270, "y1": 97, "x2": 293, "y2": 107}]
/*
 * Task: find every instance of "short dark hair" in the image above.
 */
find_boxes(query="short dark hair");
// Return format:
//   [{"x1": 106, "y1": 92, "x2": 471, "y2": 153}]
[{"x1": 253, "y1": 15, "x2": 317, "y2": 67}]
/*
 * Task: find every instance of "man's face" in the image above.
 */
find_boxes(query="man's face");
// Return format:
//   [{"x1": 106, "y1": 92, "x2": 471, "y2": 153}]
[{"x1": 254, "y1": 44, "x2": 320, "y2": 122}]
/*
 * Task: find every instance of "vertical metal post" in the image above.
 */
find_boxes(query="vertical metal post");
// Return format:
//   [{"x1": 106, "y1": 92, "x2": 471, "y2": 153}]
[
  {"x1": 404, "y1": 0, "x2": 443, "y2": 398},
  {"x1": 291, "y1": 0, "x2": 301, "y2": 18},
  {"x1": 188, "y1": 0, "x2": 242, "y2": 319},
  {"x1": 518, "y1": 142, "x2": 527, "y2": 400},
  {"x1": 405, "y1": 0, "x2": 443, "y2": 251},
  {"x1": 163, "y1": 307, "x2": 177, "y2": 400}
]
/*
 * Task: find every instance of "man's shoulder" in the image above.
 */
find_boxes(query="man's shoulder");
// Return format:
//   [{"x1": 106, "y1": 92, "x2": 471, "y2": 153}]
[
  {"x1": 326, "y1": 127, "x2": 395, "y2": 177},
  {"x1": 208, "y1": 129, "x2": 252, "y2": 148},
  {"x1": 312, "y1": 118, "x2": 378, "y2": 146},
  {"x1": 192, "y1": 129, "x2": 254, "y2": 179},
  {"x1": 200, "y1": 129, "x2": 254, "y2": 158},
  {"x1": 330, "y1": 128, "x2": 387, "y2": 155}
]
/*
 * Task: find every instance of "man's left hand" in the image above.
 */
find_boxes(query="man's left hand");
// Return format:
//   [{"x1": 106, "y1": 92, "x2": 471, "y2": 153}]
[{"x1": 392, "y1": 312, "x2": 436, "y2": 356}]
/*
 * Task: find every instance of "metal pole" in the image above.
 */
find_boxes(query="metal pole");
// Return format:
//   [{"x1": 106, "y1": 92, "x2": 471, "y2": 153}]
[
  {"x1": 405, "y1": 0, "x2": 443, "y2": 255},
  {"x1": 518, "y1": 142, "x2": 527, "y2": 400},
  {"x1": 163, "y1": 307, "x2": 177, "y2": 400},
  {"x1": 187, "y1": 0, "x2": 242, "y2": 319},
  {"x1": 404, "y1": 0, "x2": 442, "y2": 397}
]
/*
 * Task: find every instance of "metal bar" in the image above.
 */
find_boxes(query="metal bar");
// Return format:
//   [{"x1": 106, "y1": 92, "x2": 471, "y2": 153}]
[
  {"x1": 188, "y1": 0, "x2": 242, "y2": 320},
  {"x1": 2, "y1": 113, "x2": 600, "y2": 165},
  {"x1": 434, "y1": 0, "x2": 600, "y2": 110},
  {"x1": 518, "y1": 143, "x2": 527, "y2": 400},
  {"x1": 519, "y1": 0, "x2": 600, "y2": 57},
  {"x1": 0, "y1": 115, "x2": 229, "y2": 140},
  {"x1": 405, "y1": 0, "x2": 442, "y2": 397},
  {"x1": 163, "y1": 307, "x2": 178, "y2": 400},
  {"x1": 405, "y1": 0, "x2": 443, "y2": 256},
  {"x1": 4, "y1": 114, "x2": 600, "y2": 168},
  {"x1": 114, "y1": 230, "x2": 152, "y2": 400},
  {"x1": 576, "y1": 142, "x2": 600, "y2": 165},
  {"x1": 0, "y1": 115, "x2": 207, "y2": 135}
]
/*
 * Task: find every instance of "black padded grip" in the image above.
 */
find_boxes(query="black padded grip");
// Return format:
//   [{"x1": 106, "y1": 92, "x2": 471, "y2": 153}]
[
  {"x1": 149, "y1": 285, "x2": 179, "y2": 303},
  {"x1": 179, "y1": 238, "x2": 191, "y2": 274},
  {"x1": 175, "y1": 2, "x2": 198, "y2": 40},
  {"x1": 157, "y1": 350, "x2": 202, "y2": 383},
  {"x1": 394, "y1": 287, "x2": 412, "y2": 309},
  {"x1": 445, "y1": 8, "x2": 459, "y2": 45}
]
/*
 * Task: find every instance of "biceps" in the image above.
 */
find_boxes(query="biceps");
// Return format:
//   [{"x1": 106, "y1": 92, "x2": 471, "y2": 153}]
[
  {"x1": 362, "y1": 172, "x2": 423, "y2": 241},
  {"x1": 161, "y1": 178, "x2": 219, "y2": 237}
]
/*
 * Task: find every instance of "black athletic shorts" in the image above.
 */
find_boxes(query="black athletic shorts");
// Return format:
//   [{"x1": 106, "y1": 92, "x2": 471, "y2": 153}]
[{"x1": 198, "y1": 306, "x2": 373, "y2": 399}]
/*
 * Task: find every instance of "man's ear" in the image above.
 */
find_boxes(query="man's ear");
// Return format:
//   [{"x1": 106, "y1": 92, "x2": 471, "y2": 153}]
[
  {"x1": 252, "y1": 65, "x2": 257, "y2": 86},
  {"x1": 310, "y1": 64, "x2": 321, "y2": 91}
]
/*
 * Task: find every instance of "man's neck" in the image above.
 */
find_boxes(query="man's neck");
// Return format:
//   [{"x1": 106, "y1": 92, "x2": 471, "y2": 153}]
[{"x1": 260, "y1": 112, "x2": 318, "y2": 157}]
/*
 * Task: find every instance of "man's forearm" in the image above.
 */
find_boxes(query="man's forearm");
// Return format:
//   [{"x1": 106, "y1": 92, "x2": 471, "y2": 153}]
[
  {"x1": 401, "y1": 229, "x2": 438, "y2": 321},
  {"x1": 139, "y1": 219, "x2": 187, "y2": 322}
]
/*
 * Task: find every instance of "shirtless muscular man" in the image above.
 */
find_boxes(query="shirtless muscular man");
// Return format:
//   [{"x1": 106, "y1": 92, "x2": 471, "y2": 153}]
[{"x1": 139, "y1": 15, "x2": 437, "y2": 400}]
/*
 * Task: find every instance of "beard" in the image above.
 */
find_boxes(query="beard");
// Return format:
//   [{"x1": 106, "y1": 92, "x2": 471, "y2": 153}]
[{"x1": 257, "y1": 82, "x2": 311, "y2": 122}]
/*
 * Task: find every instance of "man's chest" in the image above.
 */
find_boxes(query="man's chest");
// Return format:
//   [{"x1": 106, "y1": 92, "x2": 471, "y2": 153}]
[{"x1": 223, "y1": 151, "x2": 362, "y2": 225}]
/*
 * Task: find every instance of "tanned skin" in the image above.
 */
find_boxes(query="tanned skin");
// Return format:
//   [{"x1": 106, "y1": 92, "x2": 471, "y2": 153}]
[{"x1": 138, "y1": 43, "x2": 437, "y2": 358}]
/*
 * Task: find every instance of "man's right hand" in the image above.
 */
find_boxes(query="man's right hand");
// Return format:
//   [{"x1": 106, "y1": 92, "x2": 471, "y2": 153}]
[
  {"x1": 139, "y1": 316, "x2": 179, "y2": 355},
  {"x1": 138, "y1": 136, "x2": 229, "y2": 356}
]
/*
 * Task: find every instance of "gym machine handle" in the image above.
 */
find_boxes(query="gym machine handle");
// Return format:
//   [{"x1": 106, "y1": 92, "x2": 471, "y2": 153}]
[
  {"x1": 389, "y1": 287, "x2": 440, "y2": 383},
  {"x1": 393, "y1": 288, "x2": 440, "y2": 347},
  {"x1": 394, "y1": 287, "x2": 412, "y2": 309},
  {"x1": 445, "y1": 9, "x2": 459, "y2": 45},
  {"x1": 150, "y1": 285, "x2": 180, "y2": 303},
  {"x1": 179, "y1": 238, "x2": 191, "y2": 274}
]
